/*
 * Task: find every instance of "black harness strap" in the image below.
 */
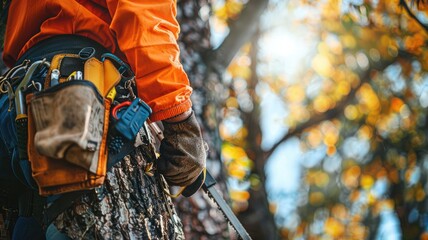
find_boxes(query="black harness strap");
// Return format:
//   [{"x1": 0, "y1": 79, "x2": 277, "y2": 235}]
[
  {"x1": 0, "y1": 0, "x2": 11, "y2": 24},
  {"x1": 43, "y1": 190, "x2": 88, "y2": 228}
]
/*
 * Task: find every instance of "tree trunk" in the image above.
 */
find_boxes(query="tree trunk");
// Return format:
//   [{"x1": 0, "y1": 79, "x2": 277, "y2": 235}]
[
  {"x1": 175, "y1": 0, "x2": 232, "y2": 238},
  {"x1": 241, "y1": 28, "x2": 280, "y2": 240},
  {"x1": 176, "y1": 0, "x2": 274, "y2": 239}
]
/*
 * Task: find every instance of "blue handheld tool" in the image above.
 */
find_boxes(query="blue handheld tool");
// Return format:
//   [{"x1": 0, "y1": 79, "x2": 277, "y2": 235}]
[
  {"x1": 107, "y1": 97, "x2": 152, "y2": 168},
  {"x1": 112, "y1": 98, "x2": 151, "y2": 140}
]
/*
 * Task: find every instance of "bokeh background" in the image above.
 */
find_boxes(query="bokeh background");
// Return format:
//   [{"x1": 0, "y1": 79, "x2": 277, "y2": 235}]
[{"x1": 173, "y1": 0, "x2": 428, "y2": 239}]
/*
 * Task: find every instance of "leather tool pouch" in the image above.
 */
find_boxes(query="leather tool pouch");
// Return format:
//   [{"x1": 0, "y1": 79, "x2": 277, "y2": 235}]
[
  {"x1": 27, "y1": 82, "x2": 111, "y2": 196},
  {"x1": 26, "y1": 53, "x2": 118, "y2": 196}
]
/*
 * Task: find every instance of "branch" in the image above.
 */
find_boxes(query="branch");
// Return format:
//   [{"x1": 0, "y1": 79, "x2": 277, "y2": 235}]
[
  {"x1": 400, "y1": 0, "x2": 428, "y2": 32},
  {"x1": 262, "y1": 81, "x2": 361, "y2": 162},
  {"x1": 262, "y1": 58, "x2": 399, "y2": 163},
  {"x1": 207, "y1": 0, "x2": 270, "y2": 71}
]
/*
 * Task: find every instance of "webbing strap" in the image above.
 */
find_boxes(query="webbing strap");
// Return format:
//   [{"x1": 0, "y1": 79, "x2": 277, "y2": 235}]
[
  {"x1": 15, "y1": 35, "x2": 109, "y2": 65},
  {"x1": 0, "y1": 0, "x2": 10, "y2": 23},
  {"x1": 43, "y1": 190, "x2": 88, "y2": 228}
]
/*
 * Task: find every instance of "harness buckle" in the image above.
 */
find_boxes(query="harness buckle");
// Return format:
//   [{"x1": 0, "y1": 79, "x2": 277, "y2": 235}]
[{"x1": 78, "y1": 47, "x2": 96, "y2": 60}]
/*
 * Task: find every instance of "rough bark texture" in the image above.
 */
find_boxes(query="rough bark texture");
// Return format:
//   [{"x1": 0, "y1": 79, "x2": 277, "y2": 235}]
[
  {"x1": 175, "y1": 0, "x2": 274, "y2": 239},
  {"x1": 176, "y1": 0, "x2": 233, "y2": 238},
  {"x1": 55, "y1": 145, "x2": 185, "y2": 240}
]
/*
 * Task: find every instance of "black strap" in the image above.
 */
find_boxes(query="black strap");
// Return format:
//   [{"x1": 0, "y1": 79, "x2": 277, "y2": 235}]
[
  {"x1": 0, "y1": 0, "x2": 10, "y2": 24},
  {"x1": 43, "y1": 190, "x2": 89, "y2": 228},
  {"x1": 42, "y1": 146, "x2": 138, "y2": 228},
  {"x1": 15, "y1": 35, "x2": 109, "y2": 65}
]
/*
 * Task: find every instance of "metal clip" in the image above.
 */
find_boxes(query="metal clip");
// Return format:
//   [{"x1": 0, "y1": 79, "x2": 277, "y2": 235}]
[
  {"x1": 94, "y1": 185, "x2": 106, "y2": 201},
  {"x1": 0, "y1": 60, "x2": 30, "y2": 94},
  {"x1": 29, "y1": 81, "x2": 42, "y2": 92},
  {"x1": 124, "y1": 79, "x2": 136, "y2": 100},
  {"x1": 6, "y1": 82, "x2": 14, "y2": 112},
  {"x1": 79, "y1": 47, "x2": 96, "y2": 60},
  {"x1": 15, "y1": 59, "x2": 50, "y2": 116},
  {"x1": 1, "y1": 62, "x2": 28, "y2": 112},
  {"x1": 50, "y1": 69, "x2": 60, "y2": 86}
]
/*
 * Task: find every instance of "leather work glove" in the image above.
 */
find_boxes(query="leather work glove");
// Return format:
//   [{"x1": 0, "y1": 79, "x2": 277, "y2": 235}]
[{"x1": 157, "y1": 111, "x2": 207, "y2": 187}]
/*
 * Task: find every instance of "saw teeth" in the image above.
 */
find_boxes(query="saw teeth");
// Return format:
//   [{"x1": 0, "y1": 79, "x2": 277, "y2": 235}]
[{"x1": 204, "y1": 189, "x2": 241, "y2": 236}]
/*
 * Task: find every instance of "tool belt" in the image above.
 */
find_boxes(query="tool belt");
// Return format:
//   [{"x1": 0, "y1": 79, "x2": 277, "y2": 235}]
[{"x1": 1, "y1": 35, "x2": 152, "y2": 197}]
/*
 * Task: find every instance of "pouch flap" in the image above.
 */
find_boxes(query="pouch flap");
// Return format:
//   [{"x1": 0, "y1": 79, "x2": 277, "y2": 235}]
[
  {"x1": 103, "y1": 59, "x2": 121, "y2": 96},
  {"x1": 84, "y1": 57, "x2": 104, "y2": 95},
  {"x1": 30, "y1": 82, "x2": 104, "y2": 173}
]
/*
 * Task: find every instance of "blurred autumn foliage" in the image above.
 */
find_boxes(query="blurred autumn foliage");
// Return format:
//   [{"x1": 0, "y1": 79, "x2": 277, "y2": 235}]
[{"x1": 206, "y1": 0, "x2": 428, "y2": 239}]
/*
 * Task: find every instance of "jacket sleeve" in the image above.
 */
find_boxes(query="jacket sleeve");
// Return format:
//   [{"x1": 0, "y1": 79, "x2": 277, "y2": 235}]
[{"x1": 105, "y1": 0, "x2": 192, "y2": 122}]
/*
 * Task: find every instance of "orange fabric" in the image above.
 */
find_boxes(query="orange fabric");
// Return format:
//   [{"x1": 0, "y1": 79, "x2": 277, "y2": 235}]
[{"x1": 3, "y1": 0, "x2": 192, "y2": 121}]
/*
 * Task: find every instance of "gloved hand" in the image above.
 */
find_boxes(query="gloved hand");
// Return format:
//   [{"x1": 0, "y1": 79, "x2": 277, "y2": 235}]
[{"x1": 157, "y1": 111, "x2": 207, "y2": 187}]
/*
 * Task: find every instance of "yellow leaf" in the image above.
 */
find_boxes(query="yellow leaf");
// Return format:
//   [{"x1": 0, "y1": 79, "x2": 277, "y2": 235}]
[
  {"x1": 309, "y1": 191, "x2": 325, "y2": 206},
  {"x1": 342, "y1": 166, "x2": 361, "y2": 189},
  {"x1": 213, "y1": 6, "x2": 228, "y2": 21},
  {"x1": 416, "y1": 187, "x2": 426, "y2": 202},
  {"x1": 332, "y1": 204, "x2": 348, "y2": 220},
  {"x1": 286, "y1": 85, "x2": 306, "y2": 103},
  {"x1": 323, "y1": 132, "x2": 338, "y2": 146},
  {"x1": 390, "y1": 97, "x2": 404, "y2": 112},
  {"x1": 228, "y1": 166, "x2": 247, "y2": 180},
  {"x1": 314, "y1": 171, "x2": 330, "y2": 188},
  {"x1": 307, "y1": 128, "x2": 323, "y2": 147},
  {"x1": 313, "y1": 95, "x2": 333, "y2": 113},
  {"x1": 324, "y1": 217, "x2": 345, "y2": 238},
  {"x1": 345, "y1": 105, "x2": 359, "y2": 120},
  {"x1": 230, "y1": 190, "x2": 250, "y2": 202},
  {"x1": 225, "y1": 0, "x2": 244, "y2": 19},
  {"x1": 312, "y1": 54, "x2": 333, "y2": 77},
  {"x1": 341, "y1": 34, "x2": 357, "y2": 49},
  {"x1": 357, "y1": 125, "x2": 373, "y2": 140},
  {"x1": 360, "y1": 175, "x2": 374, "y2": 190},
  {"x1": 327, "y1": 145, "x2": 337, "y2": 156}
]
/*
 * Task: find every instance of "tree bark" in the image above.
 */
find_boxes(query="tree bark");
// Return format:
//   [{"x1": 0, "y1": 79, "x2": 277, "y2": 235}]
[
  {"x1": 175, "y1": 0, "x2": 231, "y2": 238},
  {"x1": 175, "y1": 0, "x2": 272, "y2": 239}
]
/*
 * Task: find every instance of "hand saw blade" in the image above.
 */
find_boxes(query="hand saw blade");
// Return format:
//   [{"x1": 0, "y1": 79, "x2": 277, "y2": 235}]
[{"x1": 202, "y1": 171, "x2": 252, "y2": 240}]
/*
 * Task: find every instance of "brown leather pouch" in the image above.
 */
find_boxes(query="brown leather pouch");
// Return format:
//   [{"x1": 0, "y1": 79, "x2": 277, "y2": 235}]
[
  {"x1": 25, "y1": 52, "x2": 120, "y2": 196},
  {"x1": 27, "y1": 81, "x2": 111, "y2": 196}
]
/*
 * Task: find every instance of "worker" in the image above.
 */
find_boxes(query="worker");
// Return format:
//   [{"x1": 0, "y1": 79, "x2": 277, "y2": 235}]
[{"x1": 0, "y1": 0, "x2": 207, "y2": 239}]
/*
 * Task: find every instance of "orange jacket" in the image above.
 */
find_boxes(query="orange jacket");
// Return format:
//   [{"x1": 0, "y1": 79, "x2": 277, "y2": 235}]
[{"x1": 3, "y1": 0, "x2": 192, "y2": 122}]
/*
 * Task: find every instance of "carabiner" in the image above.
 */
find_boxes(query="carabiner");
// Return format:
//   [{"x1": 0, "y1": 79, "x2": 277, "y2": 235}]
[
  {"x1": 0, "y1": 60, "x2": 29, "y2": 94},
  {"x1": 15, "y1": 59, "x2": 50, "y2": 116},
  {"x1": 29, "y1": 81, "x2": 42, "y2": 92},
  {"x1": 112, "y1": 101, "x2": 131, "y2": 119}
]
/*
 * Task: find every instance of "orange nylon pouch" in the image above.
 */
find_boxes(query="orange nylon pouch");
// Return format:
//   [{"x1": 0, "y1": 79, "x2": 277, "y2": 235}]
[{"x1": 26, "y1": 83, "x2": 111, "y2": 196}]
